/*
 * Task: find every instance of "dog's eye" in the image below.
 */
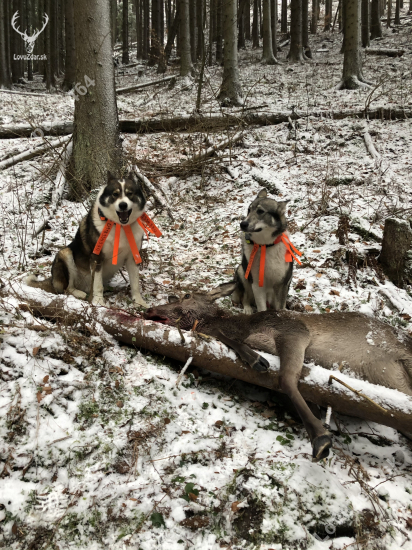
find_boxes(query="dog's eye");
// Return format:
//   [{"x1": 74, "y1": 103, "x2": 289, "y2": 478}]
[
  {"x1": 257, "y1": 208, "x2": 264, "y2": 215},
  {"x1": 125, "y1": 191, "x2": 133, "y2": 197},
  {"x1": 113, "y1": 191, "x2": 120, "y2": 198},
  {"x1": 183, "y1": 294, "x2": 191, "y2": 299}
]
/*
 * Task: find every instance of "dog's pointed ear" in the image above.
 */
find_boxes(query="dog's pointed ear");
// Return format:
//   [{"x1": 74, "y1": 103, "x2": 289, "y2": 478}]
[
  {"x1": 277, "y1": 200, "x2": 290, "y2": 215},
  {"x1": 207, "y1": 282, "x2": 237, "y2": 302},
  {"x1": 257, "y1": 188, "x2": 267, "y2": 199}
]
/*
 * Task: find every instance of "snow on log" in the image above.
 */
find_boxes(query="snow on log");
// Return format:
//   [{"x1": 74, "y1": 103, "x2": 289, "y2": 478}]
[
  {"x1": 8, "y1": 282, "x2": 412, "y2": 436},
  {"x1": 1, "y1": 107, "x2": 412, "y2": 139},
  {"x1": 0, "y1": 135, "x2": 72, "y2": 171}
]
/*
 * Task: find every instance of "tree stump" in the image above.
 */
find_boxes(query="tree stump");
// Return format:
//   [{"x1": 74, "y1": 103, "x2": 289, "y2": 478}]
[{"x1": 379, "y1": 218, "x2": 412, "y2": 287}]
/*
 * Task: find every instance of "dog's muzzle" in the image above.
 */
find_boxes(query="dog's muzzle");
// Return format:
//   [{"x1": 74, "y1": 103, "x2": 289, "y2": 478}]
[{"x1": 117, "y1": 209, "x2": 132, "y2": 224}]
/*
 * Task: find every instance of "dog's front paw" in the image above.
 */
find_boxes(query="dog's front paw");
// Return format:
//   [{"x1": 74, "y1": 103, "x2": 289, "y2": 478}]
[
  {"x1": 132, "y1": 295, "x2": 148, "y2": 308},
  {"x1": 243, "y1": 305, "x2": 253, "y2": 315},
  {"x1": 92, "y1": 296, "x2": 105, "y2": 306}
]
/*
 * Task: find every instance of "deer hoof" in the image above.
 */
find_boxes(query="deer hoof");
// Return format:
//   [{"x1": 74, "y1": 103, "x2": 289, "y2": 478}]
[
  {"x1": 251, "y1": 355, "x2": 269, "y2": 372},
  {"x1": 312, "y1": 434, "x2": 332, "y2": 462}
]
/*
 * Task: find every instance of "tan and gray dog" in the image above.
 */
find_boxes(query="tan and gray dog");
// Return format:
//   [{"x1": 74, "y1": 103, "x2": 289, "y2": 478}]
[
  {"x1": 25, "y1": 172, "x2": 149, "y2": 307},
  {"x1": 232, "y1": 189, "x2": 299, "y2": 313}
]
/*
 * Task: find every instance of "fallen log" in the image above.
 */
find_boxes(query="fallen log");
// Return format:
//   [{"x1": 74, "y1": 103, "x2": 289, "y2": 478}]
[
  {"x1": 362, "y1": 123, "x2": 381, "y2": 162},
  {"x1": 0, "y1": 89, "x2": 51, "y2": 98},
  {"x1": 1, "y1": 107, "x2": 412, "y2": 139},
  {"x1": 116, "y1": 75, "x2": 175, "y2": 95},
  {"x1": 8, "y1": 283, "x2": 412, "y2": 436},
  {"x1": 0, "y1": 135, "x2": 71, "y2": 171},
  {"x1": 365, "y1": 48, "x2": 405, "y2": 57}
]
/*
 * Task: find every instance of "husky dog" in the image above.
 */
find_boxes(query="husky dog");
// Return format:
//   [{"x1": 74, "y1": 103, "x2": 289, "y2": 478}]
[
  {"x1": 25, "y1": 172, "x2": 148, "y2": 307},
  {"x1": 232, "y1": 188, "x2": 292, "y2": 313}
]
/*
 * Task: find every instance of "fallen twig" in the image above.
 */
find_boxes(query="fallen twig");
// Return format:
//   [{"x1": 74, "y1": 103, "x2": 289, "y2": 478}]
[{"x1": 133, "y1": 165, "x2": 174, "y2": 221}]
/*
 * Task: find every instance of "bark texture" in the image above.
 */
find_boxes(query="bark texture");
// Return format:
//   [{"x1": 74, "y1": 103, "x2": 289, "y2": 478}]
[
  {"x1": 62, "y1": 0, "x2": 76, "y2": 90},
  {"x1": 70, "y1": 0, "x2": 120, "y2": 197},
  {"x1": 380, "y1": 219, "x2": 412, "y2": 288},
  {"x1": 0, "y1": 0, "x2": 12, "y2": 89},
  {"x1": 288, "y1": 0, "x2": 305, "y2": 62},
  {"x1": 337, "y1": 0, "x2": 370, "y2": 89},
  {"x1": 361, "y1": 0, "x2": 370, "y2": 47},
  {"x1": 218, "y1": 0, "x2": 242, "y2": 105},
  {"x1": 262, "y1": 0, "x2": 277, "y2": 63},
  {"x1": 370, "y1": 0, "x2": 383, "y2": 38},
  {"x1": 12, "y1": 290, "x2": 412, "y2": 437},
  {"x1": 179, "y1": 0, "x2": 192, "y2": 76}
]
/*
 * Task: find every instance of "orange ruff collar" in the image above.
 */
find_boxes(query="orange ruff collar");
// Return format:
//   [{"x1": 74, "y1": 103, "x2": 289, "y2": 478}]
[
  {"x1": 244, "y1": 232, "x2": 302, "y2": 287},
  {"x1": 93, "y1": 212, "x2": 162, "y2": 265}
]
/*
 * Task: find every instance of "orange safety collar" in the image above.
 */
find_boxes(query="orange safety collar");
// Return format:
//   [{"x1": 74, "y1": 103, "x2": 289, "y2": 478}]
[
  {"x1": 93, "y1": 211, "x2": 162, "y2": 265},
  {"x1": 244, "y1": 232, "x2": 302, "y2": 287}
]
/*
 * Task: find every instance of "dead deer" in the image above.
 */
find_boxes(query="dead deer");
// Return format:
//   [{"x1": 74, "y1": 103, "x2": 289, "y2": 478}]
[{"x1": 145, "y1": 282, "x2": 412, "y2": 461}]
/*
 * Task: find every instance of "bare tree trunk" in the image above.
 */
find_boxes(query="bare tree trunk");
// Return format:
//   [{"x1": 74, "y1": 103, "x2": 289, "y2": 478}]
[
  {"x1": 70, "y1": 0, "x2": 121, "y2": 197},
  {"x1": 111, "y1": 0, "x2": 117, "y2": 47},
  {"x1": 11, "y1": 0, "x2": 23, "y2": 82},
  {"x1": 394, "y1": 0, "x2": 401, "y2": 23},
  {"x1": 62, "y1": 0, "x2": 76, "y2": 90},
  {"x1": 136, "y1": 0, "x2": 142, "y2": 57},
  {"x1": 311, "y1": 0, "x2": 318, "y2": 32},
  {"x1": 238, "y1": 0, "x2": 246, "y2": 49},
  {"x1": 158, "y1": 0, "x2": 179, "y2": 71},
  {"x1": 281, "y1": 0, "x2": 288, "y2": 32},
  {"x1": 387, "y1": 0, "x2": 392, "y2": 26},
  {"x1": 189, "y1": 0, "x2": 196, "y2": 60},
  {"x1": 338, "y1": 0, "x2": 371, "y2": 89},
  {"x1": 218, "y1": 0, "x2": 242, "y2": 105},
  {"x1": 324, "y1": 0, "x2": 332, "y2": 29},
  {"x1": 271, "y1": 0, "x2": 278, "y2": 55},
  {"x1": 262, "y1": 0, "x2": 277, "y2": 62},
  {"x1": 288, "y1": 0, "x2": 305, "y2": 61},
  {"x1": 179, "y1": 0, "x2": 192, "y2": 76},
  {"x1": 302, "y1": 0, "x2": 311, "y2": 56},
  {"x1": 370, "y1": 0, "x2": 382, "y2": 37},
  {"x1": 209, "y1": 0, "x2": 214, "y2": 64},
  {"x1": 361, "y1": 0, "x2": 370, "y2": 46},
  {"x1": 122, "y1": 0, "x2": 130, "y2": 63},
  {"x1": 252, "y1": 0, "x2": 260, "y2": 45},
  {"x1": 216, "y1": 0, "x2": 223, "y2": 61},
  {"x1": 50, "y1": 0, "x2": 59, "y2": 78},
  {"x1": 0, "y1": 0, "x2": 12, "y2": 88},
  {"x1": 245, "y1": 0, "x2": 251, "y2": 40},
  {"x1": 197, "y1": 0, "x2": 204, "y2": 59},
  {"x1": 142, "y1": 0, "x2": 149, "y2": 59},
  {"x1": 149, "y1": 0, "x2": 161, "y2": 65},
  {"x1": 44, "y1": 0, "x2": 53, "y2": 88}
]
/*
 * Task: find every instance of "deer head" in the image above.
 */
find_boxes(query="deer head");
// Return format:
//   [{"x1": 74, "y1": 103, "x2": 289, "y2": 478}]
[
  {"x1": 144, "y1": 282, "x2": 237, "y2": 330},
  {"x1": 11, "y1": 11, "x2": 49, "y2": 54}
]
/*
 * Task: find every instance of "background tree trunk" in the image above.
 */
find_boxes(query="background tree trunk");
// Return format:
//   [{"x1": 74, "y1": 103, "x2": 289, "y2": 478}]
[
  {"x1": 324, "y1": 0, "x2": 332, "y2": 29},
  {"x1": 136, "y1": 0, "x2": 142, "y2": 58},
  {"x1": 179, "y1": 0, "x2": 192, "y2": 76},
  {"x1": 0, "y1": 0, "x2": 12, "y2": 89},
  {"x1": 208, "y1": 0, "x2": 214, "y2": 64},
  {"x1": 189, "y1": 0, "x2": 196, "y2": 61},
  {"x1": 11, "y1": 0, "x2": 23, "y2": 82},
  {"x1": 252, "y1": 0, "x2": 260, "y2": 45},
  {"x1": 281, "y1": 0, "x2": 288, "y2": 32},
  {"x1": 62, "y1": 0, "x2": 76, "y2": 90},
  {"x1": 149, "y1": 0, "x2": 161, "y2": 65},
  {"x1": 197, "y1": 0, "x2": 204, "y2": 59},
  {"x1": 271, "y1": 0, "x2": 277, "y2": 56},
  {"x1": 262, "y1": 0, "x2": 277, "y2": 63},
  {"x1": 111, "y1": 0, "x2": 117, "y2": 46},
  {"x1": 311, "y1": 0, "x2": 318, "y2": 32},
  {"x1": 238, "y1": 0, "x2": 246, "y2": 49},
  {"x1": 218, "y1": 0, "x2": 242, "y2": 105},
  {"x1": 394, "y1": 0, "x2": 401, "y2": 23},
  {"x1": 370, "y1": 0, "x2": 382, "y2": 38},
  {"x1": 338, "y1": 0, "x2": 370, "y2": 89},
  {"x1": 387, "y1": 0, "x2": 392, "y2": 26},
  {"x1": 245, "y1": 0, "x2": 251, "y2": 40},
  {"x1": 216, "y1": 0, "x2": 223, "y2": 61},
  {"x1": 70, "y1": 0, "x2": 120, "y2": 197},
  {"x1": 302, "y1": 0, "x2": 311, "y2": 56},
  {"x1": 288, "y1": 0, "x2": 304, "y2": 62},
  {"x1": 361, "y1": 0, "x2": 370, "y2": 47},
  {"x1": 123, "y1": 0, "x2": 130, "y2": 63},
  {"x1": 143, "y1": 0, "x2": 150, "y2": 59}
]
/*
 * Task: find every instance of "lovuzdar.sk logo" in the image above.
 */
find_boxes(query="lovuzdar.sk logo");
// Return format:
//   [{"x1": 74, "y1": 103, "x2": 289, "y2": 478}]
[{"x1": 11, "y1": 11, "x2": 49, "y2": 60}]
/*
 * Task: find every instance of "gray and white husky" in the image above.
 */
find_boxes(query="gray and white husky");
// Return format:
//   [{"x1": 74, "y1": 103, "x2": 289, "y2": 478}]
[
  {"x1": 25, "y1": 172, "x2": 148, "y2": 307},
  {"x1": 231, "y1": 188, "x2": 293, "y2": 313}
]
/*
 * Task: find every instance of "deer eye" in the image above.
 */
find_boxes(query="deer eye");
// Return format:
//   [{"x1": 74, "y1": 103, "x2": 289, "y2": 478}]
[{"x1": 183, "y1": 294, "x2": 191, "y2": 299}]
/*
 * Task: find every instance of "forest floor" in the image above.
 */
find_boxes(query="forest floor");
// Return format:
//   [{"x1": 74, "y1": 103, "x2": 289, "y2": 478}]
[{"x1": 1, "y1": 9, "x2": 412, "y2": 550}]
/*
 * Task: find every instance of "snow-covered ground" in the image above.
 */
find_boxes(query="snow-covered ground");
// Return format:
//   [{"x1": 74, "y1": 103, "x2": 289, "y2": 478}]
[{"x1": 1, "y1": 11, "x2": 412, "y2": 550}]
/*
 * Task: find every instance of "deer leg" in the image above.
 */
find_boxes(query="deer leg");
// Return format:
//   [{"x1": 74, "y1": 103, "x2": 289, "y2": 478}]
[
  {"x1": 278, "y1": 338, "x2": 332, "y2": 462},
  {"x1": 216, "y1": 330, "x2": 269, "y2": 372}
]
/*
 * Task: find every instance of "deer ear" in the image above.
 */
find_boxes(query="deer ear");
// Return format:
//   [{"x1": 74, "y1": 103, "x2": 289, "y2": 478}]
[
  {"x1": 257, "y1": 188, "x2": 267, "y2": 199},
  {"x1": 207, "y1": 282, "x2": 237, "y2": 302}
]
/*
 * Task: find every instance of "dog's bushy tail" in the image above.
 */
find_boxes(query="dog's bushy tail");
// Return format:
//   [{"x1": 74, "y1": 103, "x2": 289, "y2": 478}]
[{"x1": 24, "y1": 275, "x2": 56, "y2": 295}]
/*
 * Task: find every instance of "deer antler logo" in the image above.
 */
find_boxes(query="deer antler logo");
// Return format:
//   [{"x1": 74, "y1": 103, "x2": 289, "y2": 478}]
[{"x1": 11, "y1": 11, "x2": 49, "y2": 55}]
